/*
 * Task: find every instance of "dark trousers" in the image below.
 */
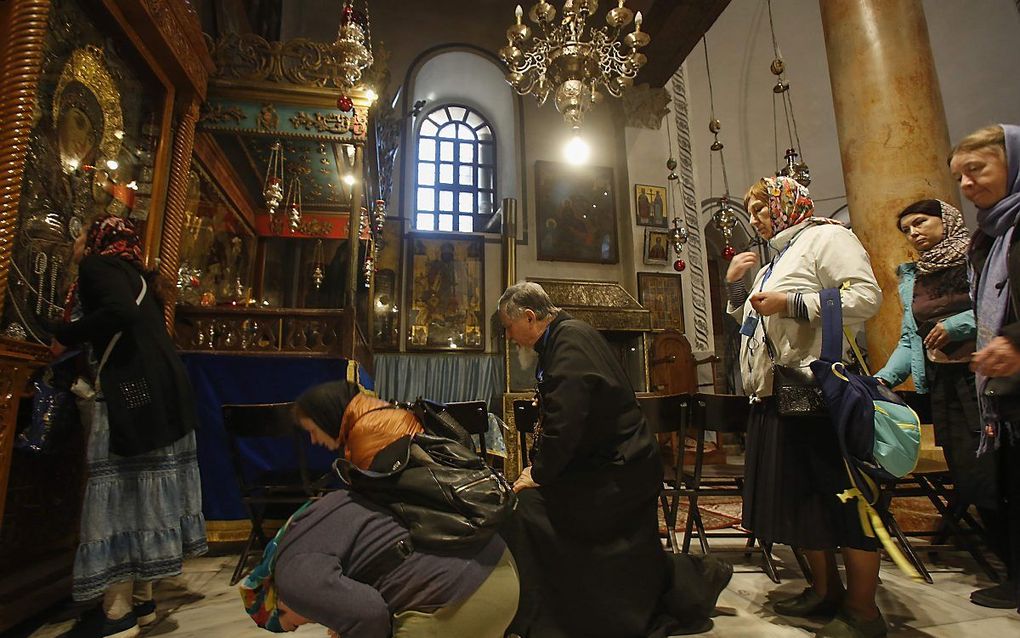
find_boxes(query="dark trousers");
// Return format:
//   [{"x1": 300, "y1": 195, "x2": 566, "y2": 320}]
[{"x1": 500, "y1": 461, "x2": 668, "y2": 638}]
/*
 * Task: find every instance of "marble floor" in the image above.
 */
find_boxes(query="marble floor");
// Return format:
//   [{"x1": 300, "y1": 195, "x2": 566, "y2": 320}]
[{"x1": 19, "y1": 545, "x2": 1020, "y2": 638}]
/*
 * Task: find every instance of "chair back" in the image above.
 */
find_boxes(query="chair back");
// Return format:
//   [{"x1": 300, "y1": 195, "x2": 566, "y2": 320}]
[
  {"x1": 685, "y1": 393, "x2": 750, "y2": 434},
  {"x1": 440, "y1": 400, "x2": 490, "y2": 455},
  {"x1": 636, "y1": 393, "x2": 688, "y2": 434},
  {"x1": 221, "y1": 402, "x2": 317, "y2": 496}
]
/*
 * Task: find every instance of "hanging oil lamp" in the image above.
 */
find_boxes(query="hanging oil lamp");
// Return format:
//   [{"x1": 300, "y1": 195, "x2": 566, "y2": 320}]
[
  {"x1": 669, "y1": 217, "x2": 688, "y2": 272},
  {"x1": 311, "y1": 239, "x2": 325, "y2": 289},
  {"x1": 263, "y1": 141, "x2": 284, "y2": 217},
  {"x1": 713, "y1": 196, "x2": 738, "y2": 260},
  {"x1": 285, "y1": 176, "x2": 303, "y2": 232}
]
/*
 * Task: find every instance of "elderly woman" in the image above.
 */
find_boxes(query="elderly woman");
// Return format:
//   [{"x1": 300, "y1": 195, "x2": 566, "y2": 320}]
[
  {"x1": 875, "y1": 199, "x2": 998, "y2": 576},
  {"x1": 727, "y1": 176, "x2": 883, "y2": 638},
  {"x1": 950, "y1": 124, "x2": 1020, "y2": 612},
  {"x1": 52, "y1": 216, "x2": 206, "y2": 638}
]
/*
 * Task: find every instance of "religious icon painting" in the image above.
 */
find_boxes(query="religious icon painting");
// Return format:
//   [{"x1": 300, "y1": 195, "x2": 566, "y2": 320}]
[
  {"x1": 637, "y1": 272, "x2": 685, "y2": 332},
  {"x1": 634, "y1": 184, "x2": 668, "y2": 228},
  {"x1": 406, "y1": 233, "x2": 485, "y2": 351},
  {"x1": 535, "y1": 160, "x2": 618, "y2": 264},
  {"x1": 644, "y1": 228, "x2": 670, "y2": 266}
]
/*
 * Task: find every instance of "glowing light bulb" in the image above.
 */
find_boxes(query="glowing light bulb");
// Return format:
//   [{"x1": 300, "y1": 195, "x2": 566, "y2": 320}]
[
  {"x1": 106, "y1": 159, "x2": 119, "y2": 170},
  {"x1": 563, "y1": 135, "x2": 590, "y2": 165},
  {"x1": 343, "y1": 174, "x2": 356, "y2": 186}
]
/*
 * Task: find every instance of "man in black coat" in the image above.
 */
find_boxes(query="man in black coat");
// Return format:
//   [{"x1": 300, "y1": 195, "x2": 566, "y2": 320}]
[{"x1": 497, "y1": 281, "x2": 730, "y2": 638}]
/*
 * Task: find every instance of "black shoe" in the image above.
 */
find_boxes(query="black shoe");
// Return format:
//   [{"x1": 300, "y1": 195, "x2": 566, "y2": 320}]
[
  {"x1": 59, "y1": 608, "x2": 140, "y2": 638},
  {"x1": 814, "y1": 610, "x2": 887, "y2": 638},
  {"x1": 773, "y1": 588, "x2": 842, "y2": 618},
  {"x1": 971, "y1": 581, "x2": 1018, "y2": 609},
  {"x1": 133, "y1": 600, "x2": 157, "y2": 626}
]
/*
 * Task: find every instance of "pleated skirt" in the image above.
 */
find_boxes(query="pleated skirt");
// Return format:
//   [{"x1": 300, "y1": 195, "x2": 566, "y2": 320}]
[
  {"x1": 73, "y1": 399, "x2": 208, "y2": 601},
  {"x1": 741, "y1": 398, "x2": 878, "y2": 551}
]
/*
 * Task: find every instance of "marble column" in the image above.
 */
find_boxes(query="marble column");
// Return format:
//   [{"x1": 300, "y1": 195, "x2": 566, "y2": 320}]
[
  {"x1": 820, "y1": 0, "x2": 958, "y2": 370},
  {"x1": 157, "y1": 98, "x2": 201, "y2": 331}
]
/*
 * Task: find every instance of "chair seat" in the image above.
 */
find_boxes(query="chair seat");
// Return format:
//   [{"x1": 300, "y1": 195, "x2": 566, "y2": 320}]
[{"x1": 911, "y1": 457, "x2": 950, "y2": 475}]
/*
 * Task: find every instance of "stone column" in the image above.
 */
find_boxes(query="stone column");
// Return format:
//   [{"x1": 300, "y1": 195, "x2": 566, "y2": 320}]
[
  {"x1": 157, "y1": 98, "x2": 201, "y2": 331},
  {"x1": 819, "y1": 0, "x2": 959, "y2": 369}
]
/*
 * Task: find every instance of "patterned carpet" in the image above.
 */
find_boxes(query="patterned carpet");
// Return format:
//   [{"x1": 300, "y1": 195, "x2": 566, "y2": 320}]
[{"x1": 658, "y1": 496, "x2": 744, "y2": 533}]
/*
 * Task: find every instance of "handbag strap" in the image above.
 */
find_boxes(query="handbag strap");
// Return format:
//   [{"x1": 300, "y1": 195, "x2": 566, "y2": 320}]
[{"x1": 96, "y1": 275, "x2": 147, "y2": 379}]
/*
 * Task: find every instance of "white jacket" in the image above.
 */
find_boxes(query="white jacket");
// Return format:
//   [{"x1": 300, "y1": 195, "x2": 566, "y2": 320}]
[{"x1": 728, "y1": 219, "x2": 882, "y2": 398}]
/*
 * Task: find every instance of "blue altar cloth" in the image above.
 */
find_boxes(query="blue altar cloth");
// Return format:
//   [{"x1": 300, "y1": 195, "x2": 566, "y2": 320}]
[{"x1": 182, "y1": 353, "x2": 372, "y2": 521}]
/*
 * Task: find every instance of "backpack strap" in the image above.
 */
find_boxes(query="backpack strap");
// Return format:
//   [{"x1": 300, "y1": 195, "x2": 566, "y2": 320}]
[{"x1": 819, "y1": 287, "x2": 843, "y2": 363}]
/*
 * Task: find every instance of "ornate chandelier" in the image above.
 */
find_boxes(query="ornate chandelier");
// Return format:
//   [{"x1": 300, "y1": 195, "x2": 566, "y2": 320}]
[
  {"x1": 333, "y1": 0, "x2": 373, "y2": 111},
  {"x1": 500, "y1": 0, "x2": 651, "y2": 129}
]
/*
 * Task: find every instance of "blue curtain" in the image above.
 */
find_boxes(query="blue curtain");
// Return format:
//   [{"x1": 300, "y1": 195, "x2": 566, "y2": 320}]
[{"x1": 374, "y1": 353, "x2": 507, "y2": 455}]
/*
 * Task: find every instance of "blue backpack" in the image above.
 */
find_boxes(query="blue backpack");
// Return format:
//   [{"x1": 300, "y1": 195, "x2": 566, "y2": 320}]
[{"x1": 809, "y1": 286, "x2": 923, "y2": 580}]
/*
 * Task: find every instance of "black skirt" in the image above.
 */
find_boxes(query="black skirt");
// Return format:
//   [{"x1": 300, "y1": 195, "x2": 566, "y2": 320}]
[{"x1": 742, "y1": 398, "x2": 878, "y2": 551}]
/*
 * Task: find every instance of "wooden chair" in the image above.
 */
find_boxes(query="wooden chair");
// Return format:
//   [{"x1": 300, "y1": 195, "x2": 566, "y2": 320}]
[
  {"x1": 222, "y1": 402, "x2": 334, "y2": 585},
  {"x1": 431, "y1": 400, "x2": 491, "y2": 455},
  {"x1": 678, "y1": 393, "x2": 786, "y2": 582},
  {"x1": 636, "y1": 393, "x2": 688, "y2": 553}
]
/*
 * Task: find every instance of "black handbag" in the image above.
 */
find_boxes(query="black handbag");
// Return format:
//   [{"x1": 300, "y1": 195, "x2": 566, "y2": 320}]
[
  {"x1": 334, "y1": 433, "x2": 516, "y2": 553},
  {"x1": 982, "y1": 374, "x2": 1020, "y2": 422},
  {"x1": 761, "y1": 305, "x2": 830, "y2": 418}
]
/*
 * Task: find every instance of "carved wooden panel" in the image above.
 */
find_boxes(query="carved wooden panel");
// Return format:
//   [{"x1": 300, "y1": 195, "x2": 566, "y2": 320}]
[{"x1": 174, "y1": 307, "x2": 347, "y2": 355}]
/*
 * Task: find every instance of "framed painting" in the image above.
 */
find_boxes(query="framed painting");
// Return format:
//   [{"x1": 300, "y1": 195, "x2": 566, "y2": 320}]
[
  {"x1": 535, "y1": 160, "x2": 618, "y2": 263},
  {"x1": 635, "y1": 184, "x2": 667, "y2": 228},
  {"x1": 372, "y1": 217, "x2": 404, "y2": 351},
  {"x1": 643, "y1": 228, "x2": 670, "y2": 266},
  {"x1": 406, "y1": 233, "x2": 485, "y2": 350},
  {"x1": 638, "y1": 272, "x2": 685, "y2": 332}
]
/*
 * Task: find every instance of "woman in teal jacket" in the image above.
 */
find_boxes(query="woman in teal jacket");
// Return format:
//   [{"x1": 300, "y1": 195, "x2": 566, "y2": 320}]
[{"x1": 875, "y1": 200, "x2": 998, "y2": 519}]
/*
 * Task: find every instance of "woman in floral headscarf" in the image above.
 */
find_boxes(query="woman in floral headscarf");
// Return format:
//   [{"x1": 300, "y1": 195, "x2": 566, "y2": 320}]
[
  {"x1": 52, "y1": 215, "x2": 206, "y2": 638},
  {"x1": 726, "y1": 176, "x2": 885, "y2": 638}
]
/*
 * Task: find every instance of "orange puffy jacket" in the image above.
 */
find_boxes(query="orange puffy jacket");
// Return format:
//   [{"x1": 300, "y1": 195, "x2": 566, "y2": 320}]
[{"x1": 340, "y1": 394, "x2": 424, "y2": 470}]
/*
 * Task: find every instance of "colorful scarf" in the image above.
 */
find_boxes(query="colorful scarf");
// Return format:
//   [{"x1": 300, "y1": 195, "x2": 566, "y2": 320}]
[
  {"x1": 764, "y1": 176, "x2": 816, "y2": 234},
  {"x1": 974, "y1": 124, "x2": 1020, "y2": 452},
  {"x1": 915, "y1": 200, "x2": 970, "y2": 275},
  {"x1": 62, "y1": 215, "x2": 145, "y2": 322}
]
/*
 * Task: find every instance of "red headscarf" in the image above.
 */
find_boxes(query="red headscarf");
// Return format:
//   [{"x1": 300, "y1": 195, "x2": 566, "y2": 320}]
[{"x1": 63, "y1": 215, "x2": 145, "y2": 322}]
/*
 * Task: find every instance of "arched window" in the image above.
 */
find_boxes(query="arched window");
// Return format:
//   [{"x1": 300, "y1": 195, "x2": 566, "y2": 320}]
[{"x1": 414, "y1": 105, "x2": 496, "y2": 233}]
